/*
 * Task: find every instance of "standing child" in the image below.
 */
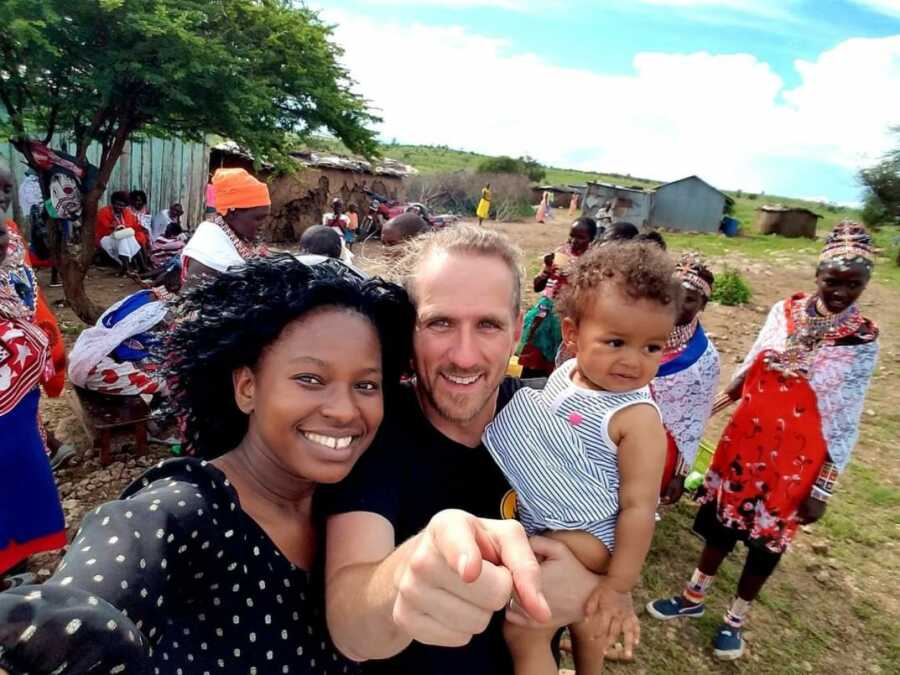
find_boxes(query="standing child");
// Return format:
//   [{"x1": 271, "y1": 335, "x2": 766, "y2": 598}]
[
  {"x1": 517, "y1": 217, "x2": 597, "y2": 377},
  {"x1": 484, "y1": 241, "x2": 679, "y2": 675},
  {"x1": 652, "y1": 253, "x2": 720, "y2": 502},
  {"x1": 647, "y1": 222, "x2": 880, "y2": 661},
  {"x1": 346, "y1": 203, "x2": 359, "y2": 249}
]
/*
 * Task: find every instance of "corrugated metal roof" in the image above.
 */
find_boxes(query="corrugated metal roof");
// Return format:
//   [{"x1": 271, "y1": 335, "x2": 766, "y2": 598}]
[{"x1": 656, "y1": 175, "x2": 726, "y2": 198}]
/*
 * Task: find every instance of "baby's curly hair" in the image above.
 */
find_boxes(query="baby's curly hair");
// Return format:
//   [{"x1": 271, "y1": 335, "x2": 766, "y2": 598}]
[
  {"x1": 158, "y1": 255, "x2": 415, "y2": 458},
  {"x1": 556, "y1": 241, "x2": 680, "y2": 322}
]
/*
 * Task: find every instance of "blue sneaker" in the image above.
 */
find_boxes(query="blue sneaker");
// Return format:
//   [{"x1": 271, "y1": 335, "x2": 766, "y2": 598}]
[
  {"x1": 713, "y1": 623, "x2": 745, "y2": 660},
  {"x1": 646, "y1": 595, "x2": 705, "y2": 620}
]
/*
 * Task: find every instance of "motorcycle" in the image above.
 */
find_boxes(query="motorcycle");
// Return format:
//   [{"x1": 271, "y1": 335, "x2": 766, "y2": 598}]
[{"x1": 356, "y1": 190, "x2": 459, "y2": 243}]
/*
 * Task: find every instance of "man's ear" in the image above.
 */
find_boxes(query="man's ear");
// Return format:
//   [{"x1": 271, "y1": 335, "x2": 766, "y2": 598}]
[
  {"x1": 513, "y1": 308, "x2": 524, "y2": 345},
  {"x1": 233, "y1": 365, "x2": 256, "y2": 415}
]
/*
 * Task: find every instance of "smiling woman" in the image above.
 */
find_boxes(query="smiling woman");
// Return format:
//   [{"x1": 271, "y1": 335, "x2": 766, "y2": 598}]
[{"x1": 0, "y1": 256, "x2": 415, "y2": 675}]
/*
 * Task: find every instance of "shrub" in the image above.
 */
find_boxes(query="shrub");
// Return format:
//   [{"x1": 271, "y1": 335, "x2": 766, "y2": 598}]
[
  {"x1": 477, "y1": 155, "x2": 546, "y2": 183},
  {"x1": 405, "y1": 171, "x2": 533, "y2": 222},
  {"x1": 711, "y1": 267, "x2": 752, "y2": 306}
]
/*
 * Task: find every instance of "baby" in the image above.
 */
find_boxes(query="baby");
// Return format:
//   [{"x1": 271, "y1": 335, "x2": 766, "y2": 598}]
[{"x1": 484, "y1": 241, "x2": 679, "y2": 675}]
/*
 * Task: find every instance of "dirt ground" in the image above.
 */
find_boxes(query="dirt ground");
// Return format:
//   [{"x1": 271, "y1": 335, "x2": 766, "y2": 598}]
[{"x1": 26, "y1": 215, "x2": 900, "y2": 673}]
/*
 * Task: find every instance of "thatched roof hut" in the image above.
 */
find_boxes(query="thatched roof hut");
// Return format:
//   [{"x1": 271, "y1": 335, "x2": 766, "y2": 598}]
[{"x1": 210, "y1": 143, "x2": 415, "y2": 242}]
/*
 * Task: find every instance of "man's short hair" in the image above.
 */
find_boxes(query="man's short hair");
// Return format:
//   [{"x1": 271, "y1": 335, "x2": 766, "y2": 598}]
[
  {"x1": 300, "y1": 225, "x2": 342, "y2": 259},
  {"x1": 393, "y1": 224, "x2": 522, "y2": 314}
]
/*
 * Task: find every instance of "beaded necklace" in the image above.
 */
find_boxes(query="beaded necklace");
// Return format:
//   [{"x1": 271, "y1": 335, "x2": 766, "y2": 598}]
[
  {"x1": 664, "y1": 315, "x2": 699, "y2": 355},
  {"x1": 768, "y1": 294, "x2": 864, "y2": 376},
  {"x1": 213, "y1": 215, "x2": 267, "y2": 260}
]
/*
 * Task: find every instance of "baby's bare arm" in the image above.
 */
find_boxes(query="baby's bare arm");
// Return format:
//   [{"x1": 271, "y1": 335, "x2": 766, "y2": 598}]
[{"x1": 606, "y1": 403, "x2": 667, "y2": 592}]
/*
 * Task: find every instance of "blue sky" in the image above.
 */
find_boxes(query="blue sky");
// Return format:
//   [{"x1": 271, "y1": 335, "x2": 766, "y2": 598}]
[{"x1": 312, "y1": 0, "x2": 900, "y2": 204}]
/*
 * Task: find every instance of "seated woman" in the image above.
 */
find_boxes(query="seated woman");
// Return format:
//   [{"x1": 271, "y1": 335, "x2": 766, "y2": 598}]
[
  {"x1": 96, "y1": 191, "x2": 149, "y2": 275},
  {"x1": 150, "y1": 221, "x2": 187, "y2": 270},
  {"x1": 67, "y1": 270, "x2": 180, "y2": 400},
  {"x1": 181, "y1": 168, "x2": 270, "y2": 287},
  {"x1": 0, "y1": 255, "x2": 414, "y2": 674},
  {"x1": 517, "y1": 216, "x2": 597, "y2": 377}
]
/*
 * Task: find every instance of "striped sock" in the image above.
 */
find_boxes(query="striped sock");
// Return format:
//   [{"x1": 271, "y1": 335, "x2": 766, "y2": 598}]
[
  {"x1": 683, "y1": 568, "x2": 714, "y2": 604},
  {"x1": 724, "y1": 597, "x2": 752, "y2": 628}
]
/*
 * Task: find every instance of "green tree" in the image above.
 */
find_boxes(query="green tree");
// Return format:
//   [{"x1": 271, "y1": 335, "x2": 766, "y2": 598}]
[
  {"x1": 859, "y1": 126, "x2": 900, "y2": 231},
  {"x1": 477, "y1": 155, "x2": 521, "y2": 175},
  {"x1": 477, "y1": 154, "x2": 546, "y2": 183},
  {"x1": 1, "y1": 0, "x2": 378, "y2": 321}
]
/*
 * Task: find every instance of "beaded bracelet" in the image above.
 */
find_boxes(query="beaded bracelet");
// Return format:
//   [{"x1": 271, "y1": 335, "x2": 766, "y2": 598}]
[{"x1": 810, "y1": 485, "x2": 832, "y2": 503}]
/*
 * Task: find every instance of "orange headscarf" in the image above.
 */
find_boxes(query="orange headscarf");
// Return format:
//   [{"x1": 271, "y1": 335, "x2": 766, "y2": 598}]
[{"x1": 212, "y1": 168, "x2": 271, "y2": 215}]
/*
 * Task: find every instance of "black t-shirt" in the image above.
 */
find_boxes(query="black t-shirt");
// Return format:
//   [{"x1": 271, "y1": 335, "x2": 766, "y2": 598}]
[{"x1": 321, "y1": 378, "x2": 526, "y2": 675}]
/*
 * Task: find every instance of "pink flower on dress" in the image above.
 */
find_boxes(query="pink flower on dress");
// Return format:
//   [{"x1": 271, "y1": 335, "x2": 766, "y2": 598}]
[{"x1": 568, "y1": 412, "x2": 584, "y2": 426}]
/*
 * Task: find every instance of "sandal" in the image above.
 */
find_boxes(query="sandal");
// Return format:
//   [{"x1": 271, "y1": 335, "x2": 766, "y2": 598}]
[{"x1": 50, "y1": 444, "x2": 77, "y2": 470}]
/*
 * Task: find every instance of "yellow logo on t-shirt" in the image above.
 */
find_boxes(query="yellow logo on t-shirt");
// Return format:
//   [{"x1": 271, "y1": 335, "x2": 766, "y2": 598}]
[{"x1": 500, "y1": 489, "x2": 518, "y2": 520}]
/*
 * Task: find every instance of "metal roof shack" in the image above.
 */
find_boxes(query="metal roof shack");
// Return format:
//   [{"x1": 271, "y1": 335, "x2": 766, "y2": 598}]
[
  {"x1": 651, "y1": 175, "x2": 728, "y2": 234},
  {"x1": 582, "y1": 181, "x2": 654, "y2": 227}
]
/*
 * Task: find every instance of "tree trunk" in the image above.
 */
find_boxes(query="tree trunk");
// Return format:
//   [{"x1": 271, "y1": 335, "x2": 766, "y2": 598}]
[
  {"x1": 58, "y1": 254, "x2": 99, "y2": 322},
  {"x1": 53, "y1": 125, "x2": 133, "y2": 324}
]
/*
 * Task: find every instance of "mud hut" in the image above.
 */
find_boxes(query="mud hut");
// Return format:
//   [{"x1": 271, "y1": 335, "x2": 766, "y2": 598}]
[
  {"x1": 210, "y1": 143, "x2": 413, "y2": 242},
  {"x1": 756, "y1": 205, "x2": 821, "y2": 239}
]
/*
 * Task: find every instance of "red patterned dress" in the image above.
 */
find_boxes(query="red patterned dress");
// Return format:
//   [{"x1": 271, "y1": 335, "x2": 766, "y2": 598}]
[{"x1": 700, "y1": 293, "x2": 878, "y2": 553}]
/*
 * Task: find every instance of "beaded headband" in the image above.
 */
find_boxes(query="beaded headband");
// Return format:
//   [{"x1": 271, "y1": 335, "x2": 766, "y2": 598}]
[
  {"x1": 675, "y1": 252, "x2": 712, "y2": 299},
  {"x1": 819, "y1": 221, "x2": 875, "y2": 268}
]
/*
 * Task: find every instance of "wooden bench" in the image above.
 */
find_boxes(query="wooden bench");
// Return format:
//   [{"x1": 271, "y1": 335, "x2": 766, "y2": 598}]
[{"x1": 68, "y1": 387, "x2": 152, "y2": 466}]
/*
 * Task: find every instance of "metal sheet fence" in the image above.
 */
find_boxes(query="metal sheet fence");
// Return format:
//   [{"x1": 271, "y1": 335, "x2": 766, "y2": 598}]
[{"x1": 3, "y1": 135, "x2": 210, "y2": 229}]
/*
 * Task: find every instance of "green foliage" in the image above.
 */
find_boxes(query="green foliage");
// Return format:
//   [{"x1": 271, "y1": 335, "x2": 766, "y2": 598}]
[
  {"x1": 710, "y1": 267, "x2": 752, "y2": 306},
  {"x1": 859, "y1": 126, "x2": 900, "y2": 228},
  {"x1": 477, "y1": 155, "x2": 546, "y2": 182},
  {"x1": 0, "y1": 0, "x2": 379, "y2": 167}
]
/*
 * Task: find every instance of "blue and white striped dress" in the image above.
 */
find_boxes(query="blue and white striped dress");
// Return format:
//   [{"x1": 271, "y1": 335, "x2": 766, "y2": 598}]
[{"x1": 483, "y1": 358, "x2": 660, "y2": 552}]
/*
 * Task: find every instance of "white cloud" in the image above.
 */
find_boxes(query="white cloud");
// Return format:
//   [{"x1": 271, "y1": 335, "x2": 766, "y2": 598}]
[
  {"x1": 326, "y1": 9, "x2": 900, "y2": 195},
  {"x1": 850, "y1": 0, "x2": 900, "y2": 18}
]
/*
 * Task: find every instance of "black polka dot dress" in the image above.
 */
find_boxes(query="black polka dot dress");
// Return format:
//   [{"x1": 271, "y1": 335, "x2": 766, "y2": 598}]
[{"x1": 0, "y1": 458, "x2": 358, "y2": 675}]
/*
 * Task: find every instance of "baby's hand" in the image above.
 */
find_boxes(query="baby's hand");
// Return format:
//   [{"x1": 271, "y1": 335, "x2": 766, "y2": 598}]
[{"x1": 584, "y1": 577, "x2": 640, "y2": 660}]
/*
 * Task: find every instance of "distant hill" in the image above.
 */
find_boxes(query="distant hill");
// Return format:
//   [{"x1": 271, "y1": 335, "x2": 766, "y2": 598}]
[{"x1": 300, "y1": 137, "x2": 860, "y2": 232}]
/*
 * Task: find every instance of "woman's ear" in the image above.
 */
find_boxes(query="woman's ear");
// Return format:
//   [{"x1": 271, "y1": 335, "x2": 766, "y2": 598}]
[
  {"x1": 233, "y1": 366, "x2": 256, "y2": 415},
  {"x1": 561, "y1": 316, "x2": 579, "y2": 354}
]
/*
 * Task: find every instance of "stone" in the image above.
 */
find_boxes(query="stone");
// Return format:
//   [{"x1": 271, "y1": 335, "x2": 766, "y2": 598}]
[
  {"x1": 813, "y1": 570, "x2": 830, "y2": 585},
  {"x1": 811, "y1": 542, "x2": 829, "y2": 556},
  {"x1": 37, "y1": 568, "x2": 52, "y2": 579},
  {"x1": 62, "y1": 499, "x2": 80, "y2": 511}
]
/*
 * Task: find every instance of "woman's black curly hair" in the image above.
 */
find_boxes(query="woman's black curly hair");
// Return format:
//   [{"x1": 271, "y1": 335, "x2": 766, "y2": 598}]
[{"x1": 158, "y1": 254, "x2": 415, "y2": 458}]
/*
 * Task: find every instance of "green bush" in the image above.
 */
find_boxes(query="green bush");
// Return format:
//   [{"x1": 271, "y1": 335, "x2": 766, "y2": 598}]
[
  {"x1": 477, "y1": 155, "x2": 546, "y2": 182},
  {"x1": 711, "y1": 267, "x2": 752, "y2": 306}
]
